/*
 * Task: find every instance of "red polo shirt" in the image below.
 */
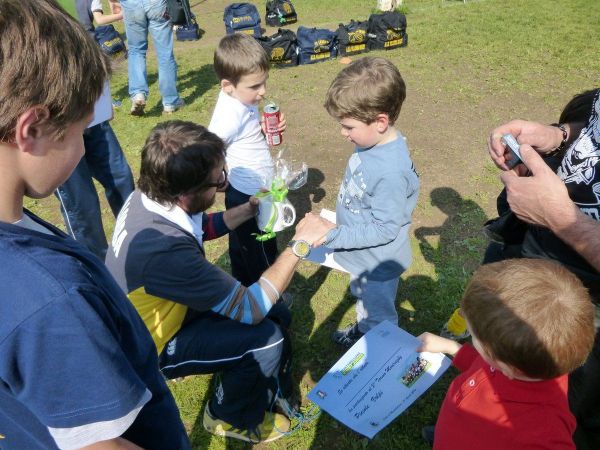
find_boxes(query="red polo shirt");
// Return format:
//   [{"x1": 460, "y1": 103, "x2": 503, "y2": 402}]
[{"x1": 433, "y1": 344, "x2": 575, "y2": 450}]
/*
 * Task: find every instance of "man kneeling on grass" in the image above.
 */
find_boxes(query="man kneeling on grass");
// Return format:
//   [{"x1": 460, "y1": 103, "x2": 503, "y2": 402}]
[{"x1": 106, "y1": 120, "x2": 329, "y2": 444}]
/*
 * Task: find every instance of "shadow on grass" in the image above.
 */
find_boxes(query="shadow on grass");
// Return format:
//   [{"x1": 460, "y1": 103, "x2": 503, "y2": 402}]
[
  {"x1": 414, "y1": 187, "x2": 489, "y2": 316},
  {"x1": 111, "y1": 63, "x2": 218, "y2": 117},
  {"x1": 288, "y1": 167, "x2": 327, "y2": 219}
]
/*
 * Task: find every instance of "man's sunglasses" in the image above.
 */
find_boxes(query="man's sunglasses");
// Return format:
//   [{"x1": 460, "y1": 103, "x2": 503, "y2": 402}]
[{"x1": 204, "y1": 169, "x2": 228, "y2": 190}]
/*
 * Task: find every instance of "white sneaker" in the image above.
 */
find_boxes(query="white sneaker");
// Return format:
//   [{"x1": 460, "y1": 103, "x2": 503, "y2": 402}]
[
  {"x1": 130, "y1": 93, "x2": 146, "y2": 116},
  {"x1": 163, "y1": 98, "x2": 185, "y2": 114}
]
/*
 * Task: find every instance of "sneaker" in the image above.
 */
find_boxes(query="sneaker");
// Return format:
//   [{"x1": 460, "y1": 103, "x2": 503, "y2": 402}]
[
  {"x1": 421, "y1": 425, "x2": 435, "y2": 447},
  {"x1": 130, "y1": 93, "x2": 146, "y2": 116},
  {"x1": 440, "y1": 322, "x2": 471, "y2": 340},
  {"x1": 440, "y1": 307, "x2": 471, "y2": 341},
  {"x1": 163, "y1": 98, "x2": 185, "y2": 114},
  {"x1": 332, "y1": 322, "x2": 364, "y2": 348},
  {"x1": 273, "y1": 396, "x2": 300, "y2": 420},
  {"x1": 277, "y1": 292, "x2": 294, "y2": 309},
  {"x1": 203, "y1": 405, "x2": 290, "y2": 443}
]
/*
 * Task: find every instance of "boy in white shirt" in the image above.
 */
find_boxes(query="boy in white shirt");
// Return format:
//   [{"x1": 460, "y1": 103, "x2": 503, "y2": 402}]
[{"x1": 209, "y1": 34, "x2": 286, "y2": 287}]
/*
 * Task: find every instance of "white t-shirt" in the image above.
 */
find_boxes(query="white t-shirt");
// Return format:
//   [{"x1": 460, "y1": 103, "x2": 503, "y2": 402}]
[
  {"x1": 209, "y1": 90, "x2": 274, "y2": 195},
  {"x1": 91, "y1": 0, "x2": 103, "y2": 12}
]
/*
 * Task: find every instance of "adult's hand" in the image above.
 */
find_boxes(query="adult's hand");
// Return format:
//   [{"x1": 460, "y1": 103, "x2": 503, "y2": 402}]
[
  {"x1": 500, "y1": 144, "x2": 576, "y2": 230},
  {"x1": 293, "y1": 212, "x2": 334, "y2": 246},
  {"x1": 502, "y1": 144, "x2": 600, "y2": 273},
  {"x1": 488, "y1": 120, "x2": 564, "y2": 170}
]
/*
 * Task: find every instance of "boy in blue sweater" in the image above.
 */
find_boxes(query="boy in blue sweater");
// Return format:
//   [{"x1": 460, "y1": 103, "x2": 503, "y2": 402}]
[{"x1": 316, "y1": 57, "x2": 420, "y2": 347}]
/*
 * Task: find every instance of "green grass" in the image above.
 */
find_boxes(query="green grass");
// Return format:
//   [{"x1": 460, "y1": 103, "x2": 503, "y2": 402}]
[{"x1": 26, "y1": 0, "x2": 600, "y2": 448}]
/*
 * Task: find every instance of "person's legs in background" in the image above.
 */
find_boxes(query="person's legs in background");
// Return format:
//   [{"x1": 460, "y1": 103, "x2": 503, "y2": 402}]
[
  {"x1": 120, "y1": 0, "x2": 150, "y2": 114},
  {"x1": 145, "y1": 0, "x2": 181, "y2": 110},
  {"x1": 56, "y1": 121, "x2": 134, "y2": 260},
  {"x1": 56, "y1": 154, "x2": 108, "y2": 259},
  {"x1": 85, "y1": 121, "x2": 135, "y2": 217}
]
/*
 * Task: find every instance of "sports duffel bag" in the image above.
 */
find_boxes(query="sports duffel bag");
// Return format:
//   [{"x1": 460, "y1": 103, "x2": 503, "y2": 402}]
[
  {"x1": 336, "y1": 19, "x2": 369, "y2": 56},
  {"x1": 256, "y1": 29, "x2": 298, "y2": 68},
  {"x1": 297, "y1": 26, "x2": 337, "y2": 65},
  {"x1": 265, "y1": 0, "x2": 297, "y2": 27},
  {"x1": 367, "y1": 11, "x2": 407, "y2": 50},
  {"x1": 224, "y1": 3, "x2": 262, "y2": 37}
]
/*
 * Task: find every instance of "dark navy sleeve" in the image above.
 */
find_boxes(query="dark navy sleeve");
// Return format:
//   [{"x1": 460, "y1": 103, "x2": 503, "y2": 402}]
[
  {"x1": 0, "y1": 288, "x2": 149, "y2": 443},
  {"x1": 143, "y1": 237, "x2": 238, "y2": 311}
]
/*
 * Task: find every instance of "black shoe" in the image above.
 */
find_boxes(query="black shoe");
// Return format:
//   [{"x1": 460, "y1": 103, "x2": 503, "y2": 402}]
[
  {"x1": 332, "y1": 322, "x2": 364, "y2": 348},
  {"x1": 421, "y1": 425, "x2": 435, "y2": 447}
]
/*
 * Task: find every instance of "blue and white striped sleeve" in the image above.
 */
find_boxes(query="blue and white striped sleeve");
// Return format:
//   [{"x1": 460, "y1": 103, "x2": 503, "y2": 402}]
[{"x1": 210, "y1": 278, "x2": 279, "y2": 324}]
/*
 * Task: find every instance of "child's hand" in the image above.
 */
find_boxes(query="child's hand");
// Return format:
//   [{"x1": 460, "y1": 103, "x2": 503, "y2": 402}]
[
  {"x1": 304, "y1": 212, "x2": 336, "y2": 247},
  {"x1": 417, "y1": 332, "x2": 462, "y2": 356},
  {"x1": 109, "y1": 0, "x2": 122, "y2": 15},
  {"x1": 260, "y1": 112, "x2": 287, "y2": 135},
  {"x1": 277, "y1": 112, "x2": 287, "y2": 132}
]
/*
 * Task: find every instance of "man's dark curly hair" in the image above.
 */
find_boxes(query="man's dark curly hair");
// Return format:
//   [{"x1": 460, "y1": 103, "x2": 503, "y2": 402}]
[{"x1": 138, "y1": 121, "x2": 225, "y2": 205}]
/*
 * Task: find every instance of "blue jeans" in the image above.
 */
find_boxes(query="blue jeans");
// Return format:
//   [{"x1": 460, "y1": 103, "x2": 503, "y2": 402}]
[
  {"x1": 351, "y1": 275, "x2": 400, "y2": 333},
  {"x1": 120, "y1": 0, "x2": 180, "y2": 107},
  {"x1": 159, "y1": 304, "x2": 292, "y2": 429},
  {"x1": 56, "y1": 121, "x2": 134, "y2": 260}
]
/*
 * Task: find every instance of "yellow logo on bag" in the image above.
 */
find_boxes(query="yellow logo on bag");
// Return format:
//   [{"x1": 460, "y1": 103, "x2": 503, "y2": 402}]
[
  {"x1": 384, "y1": 38, "x2": 403, "y2": 48},
  {"x1": 271, "y1": 47, "x2": 285, "y2": 61},
  {"x1": 104, "y1": 37, "x2": 121, "y2": 49},
  {"x1": 283, "y1": 3, "x2": 292, "y2": 14},
  {"x1": 313, "y1": 39, "x2": 330, "y2": 53},
  {"x1": 346, "y1": 43, "x2": 366, "y2": 53},
  {"x1": 232, "y1": 15, "x2": 252, "y2": 24},
  {"x1": 349, "y1": 29, "x2": 366, "y2": 44},
  {"x1": 310, "y1": 52, "x2": 330, "y2": 61},
  {"x1": 386, "y1": 29, "x2": 402, "y2": 40}
]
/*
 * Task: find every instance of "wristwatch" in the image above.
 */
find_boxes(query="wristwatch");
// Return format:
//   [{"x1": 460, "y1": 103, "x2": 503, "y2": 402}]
[{"x1": 288, "y1": 239, "x2": 311, "y2": 259}]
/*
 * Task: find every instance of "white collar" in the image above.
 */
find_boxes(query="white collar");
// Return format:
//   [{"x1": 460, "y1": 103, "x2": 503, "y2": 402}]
[
  {"x1": 141, "y1": 193, "x2": 204, "y2": 245},
  {"x1": 219, "y1": 89, "x2": 257, "y2": 114}
]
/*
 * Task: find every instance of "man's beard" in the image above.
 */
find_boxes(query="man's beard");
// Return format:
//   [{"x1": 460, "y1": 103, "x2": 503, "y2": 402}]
[{"x1": 186, "y1": 192, "x2": 216, "y2": 215}]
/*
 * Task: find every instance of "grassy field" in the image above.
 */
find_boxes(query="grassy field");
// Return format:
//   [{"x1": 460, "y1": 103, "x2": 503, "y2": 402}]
[{"x1": 28, "y1": 0, "x2": 600, "y2": 448}]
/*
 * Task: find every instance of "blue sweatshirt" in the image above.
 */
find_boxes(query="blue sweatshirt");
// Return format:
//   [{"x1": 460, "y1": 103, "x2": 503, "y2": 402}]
[{"x1": 324, "y1": 131, "x2": 419, "y2": 280}]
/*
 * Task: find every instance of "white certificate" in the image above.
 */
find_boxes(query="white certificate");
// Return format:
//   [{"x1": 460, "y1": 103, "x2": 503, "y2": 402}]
[{"x1": 307, "y1": 321, "x2": 451, "y2": 438}]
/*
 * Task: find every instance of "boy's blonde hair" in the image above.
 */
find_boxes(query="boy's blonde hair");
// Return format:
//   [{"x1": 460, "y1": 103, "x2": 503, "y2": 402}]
[
  {"x1": 0, "y1": 0, "x2": 110, "y2": 142},
  {"x1": 461, "y1": 259, "x2": 595, "y2": 379},
  {"x1": 324, "y1": 56, "x2": 406, "y2": 124},
  {"x1": 213, "y1": 34, "x2": 269, "y2": 85}
]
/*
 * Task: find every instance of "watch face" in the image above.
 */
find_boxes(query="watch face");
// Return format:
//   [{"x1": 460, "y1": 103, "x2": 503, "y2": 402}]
[{"x1": 293, "y1": 240, "x2": 310, "y2": 257}]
